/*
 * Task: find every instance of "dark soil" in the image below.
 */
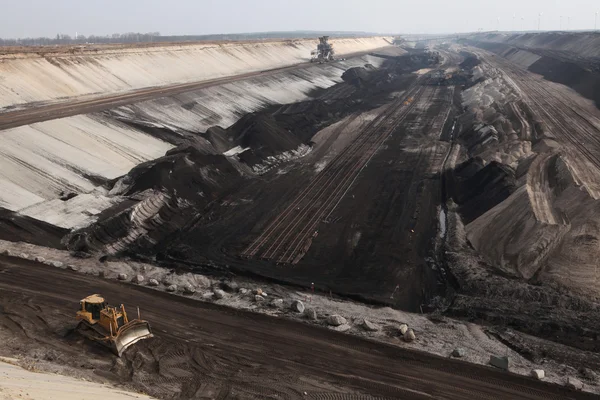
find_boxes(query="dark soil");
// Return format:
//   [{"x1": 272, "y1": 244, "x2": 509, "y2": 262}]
[
  {"x1": 467, "y1": 39, "x2": 600, "y2": 109},
  {"x1": 202, "y1": 54, "x2": 437, "y2": 166},
  {"x1": 122, "y1": 146, "x2": 243, "y2": 199},
  {"x1": 0, "y1": 256, "x2": 587, "y2": 400},
  {"x1": 447, "y1": 158, "x2": 517, "y2": 223},
  {"x1": 528, "y1": 56, "x2": 600, "y2": 108},
  {"x1": 0, "y1": 208, "x2": 68, "y2": 249}
]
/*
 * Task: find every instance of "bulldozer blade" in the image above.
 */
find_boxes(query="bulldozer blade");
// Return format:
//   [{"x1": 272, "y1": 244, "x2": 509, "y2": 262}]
[{"x1": 113, "y1": 321, "x2": 153, "y2": 357}]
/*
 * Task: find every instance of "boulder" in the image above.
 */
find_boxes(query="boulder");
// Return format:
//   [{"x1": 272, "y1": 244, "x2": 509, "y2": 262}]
[
  {"x1": 291, "y1": 300, "x2": 305, "y2": 313},
  {"x1": 399, "y1": 324, "x2": 409, "y2": 335},
  {"x1": 166, "y1": 285, "x2": 177, "y2": 293},
  {"x1": 531, "y1": 370, "x2": 545, "y2": 380},
  {"x1": 580, "y1": 367, "x2": 598, "y2": 382},
  {"x1": 239, "y1": 288, "x2": 249, "y2": 295},
  {"x1": 51, "y1": 261, "x2": 64, "y2": 268},
  {"x1": 362, "y1": 319, "x2": 379, "y2": 332},
  {"x1": 202, "y1": 292, "x2": 215, "y2": 300},
  {"x1": 183, "y1": 285, "x2": 196, "y2": 295},
  {"x1": 148, "y1": 279, "x2": 159, "y2": 287},
  {"x1": 403, "y1": 329, "x2": 416, "y2": 342},
  {"x1": 304, "y1": 308, "x2": 318, "y2": 321},
  {"x1": 67, "y1": 265, "x2": 79, "y2": 272},
  {"x1": 34, "y1": 257, "x2": 46, "y2": 263},
  {"x1": 452, "y1": 348, "x2": 466, "y2": 358},
  {"x1": 19, "y1": 253, "x2": 29, "y2": 259},
  {"x1": 0, "y1": 250, "x2": 10, "y2": 256},
  {"x1": 214, "y1": 289, "x2": 226, "y2": 299},
  {"x1": 331, "y1": 324, "x2": 352, "y2": 332},
  {"x1": 222, "y1": 281, "x2": 239, "y2": 292},
  {"x1": 118, "y1": 273, "x2": 128, "y2": 281},
  {"x1": 254, "y1": 288, "x2": 264, "y2": 296},
  {"x1": 133, "y1": 275, "x2": 144, "y2": 284},
  {"x1": 270, "y1": 299, "x2": 284, "y2": 308},
  {"x1": 489, "y1": 356, "x2": 509, "y2": 371},
  {"x1": 567, "y1": 377, "x2": 583, "y2": 391},
  {"x1": 327, "y1": 315, "x2": 347, "y2": 327},
  {"x1": 254, "y1": 295, "x2": 265, "y2": 302}
]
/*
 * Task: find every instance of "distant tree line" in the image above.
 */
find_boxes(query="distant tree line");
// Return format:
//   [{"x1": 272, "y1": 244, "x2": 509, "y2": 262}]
[
  {"x1": 0, "y1": 32, "x2": 162, "y2": 46},
  {"x1": 0, "y1": 31, "x2": 375, "y2": 46}
]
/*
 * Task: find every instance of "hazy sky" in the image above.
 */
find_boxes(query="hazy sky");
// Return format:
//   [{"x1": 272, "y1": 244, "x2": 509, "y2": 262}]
[{"x1": 2, "y1": 0, "x2": 599, "y2": 38}]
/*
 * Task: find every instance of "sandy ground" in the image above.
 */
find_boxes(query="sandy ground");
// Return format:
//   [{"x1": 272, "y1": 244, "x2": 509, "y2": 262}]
[{"x1": 0, "y1": 357, "x2": 154, "y2": 400}]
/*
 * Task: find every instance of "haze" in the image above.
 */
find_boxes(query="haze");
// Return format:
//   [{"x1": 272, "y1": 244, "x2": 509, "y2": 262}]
[{"x1": 1, "y1": 0, "x2": 599, "y2": 38}]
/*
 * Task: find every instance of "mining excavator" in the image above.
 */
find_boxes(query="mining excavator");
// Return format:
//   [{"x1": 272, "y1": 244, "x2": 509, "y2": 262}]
[
  {"x1": 310, "y1": 36, "x2": 335, "y2": 63},
  {"x1": 75, "y1": 294, "x2": 153, "y2": 356}
]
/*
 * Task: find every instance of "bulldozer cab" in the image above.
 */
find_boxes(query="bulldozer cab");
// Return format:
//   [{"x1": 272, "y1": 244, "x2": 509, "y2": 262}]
[{"x1": 77, "y1": 294, "x2": 107, "y2": 323}]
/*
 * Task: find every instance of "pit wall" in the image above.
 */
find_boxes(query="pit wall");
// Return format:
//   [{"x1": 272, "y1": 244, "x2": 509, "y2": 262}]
[
  {"x1": 0, "y1": 54, "x2": 390, "y2": 216},
  {"x1": 466, "y1": 32, "x2": 600, "y2": 59},
  {"x1": 0, "y1": 37, "x2": 392, "y2": 110},
  {"x1": 465, "y1": 32, "x2": 600, "y2": 108}
]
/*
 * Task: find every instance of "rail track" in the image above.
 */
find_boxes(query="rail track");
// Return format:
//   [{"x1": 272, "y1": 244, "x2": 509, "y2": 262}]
[{"x1": 241, "y1": 76, "x2": 432, "y2": 264}]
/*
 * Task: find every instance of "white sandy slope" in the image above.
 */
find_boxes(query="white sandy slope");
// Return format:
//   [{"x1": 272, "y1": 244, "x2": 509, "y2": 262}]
[
  {"x1": 110, "y1": 54, "x2": 386, "y2": 134},
  {"x1": 0, "y1": 37, "x2": 392, "y2": 110},
  {"x1": 0, "y1": 357, "x2": 154, "y2": 400},
  {"x1": 0, "y1": 114, "x2": 173, "y2": 224}
]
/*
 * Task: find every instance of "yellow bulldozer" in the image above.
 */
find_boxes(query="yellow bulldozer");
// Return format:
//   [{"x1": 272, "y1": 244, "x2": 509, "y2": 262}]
[{"x1": 75, "y1": 294, "x2": 153, "y2": 356}]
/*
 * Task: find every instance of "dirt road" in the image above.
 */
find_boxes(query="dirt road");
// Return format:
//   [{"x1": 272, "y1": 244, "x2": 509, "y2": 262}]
[{"x1": 0, "y1": 256, "x2": 589, "y2": 399}]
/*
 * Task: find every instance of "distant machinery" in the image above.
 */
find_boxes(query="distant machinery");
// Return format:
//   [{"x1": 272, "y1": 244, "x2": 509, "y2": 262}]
[{"x1": 310, "y1": 36, "x2": 336, "y2": 63}]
